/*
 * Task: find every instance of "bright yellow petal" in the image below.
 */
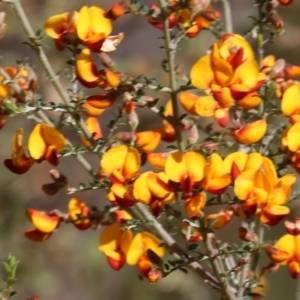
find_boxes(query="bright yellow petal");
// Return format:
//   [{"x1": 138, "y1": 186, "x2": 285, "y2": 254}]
[
  {"x1": 98, "y1": 223, "x2": 121, "y2": 253},
  {"x1": 126, "y1": 233, "x2": 144, "y2": 265},
  {"x1": 282, "y1": 85, "x2": 300, "y2": 117},
  {"x1": 190, "y1": 54, "x2": 214, "y2": 90},
  {"x1": 122, "y1": 147, "x2": 141, "y2": 179},
  {"x1": 101, "y1": 145, "x2": 128, "y2": 175},
  {"x1": 133, "y1": 172, "x2": 152, "y2": 204},
  {"x1": 28, "y1": 124, "x2": 47, "y2": 160},
  {"x1": 44, "y1": 13, "x2": 69, "y2": 39}
]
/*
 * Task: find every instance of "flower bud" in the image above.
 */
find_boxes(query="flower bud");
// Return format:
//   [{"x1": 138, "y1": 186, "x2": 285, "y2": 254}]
[
  {"x1": 187, "y1": 124, "x2": 199, "y2": 145},
  {"x1": 147, "y1": 268, "x2": 163, "y2": 283},
  {"x1": 268, "y1": 13, "x2": 284, "y2": 30},
  {"x1": 238, "y1": 227, "x2": 257, "y2": 242}
]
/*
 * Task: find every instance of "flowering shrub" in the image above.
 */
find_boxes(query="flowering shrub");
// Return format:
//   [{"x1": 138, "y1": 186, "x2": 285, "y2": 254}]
[{"x1": 0, "y1": 0, "x2": 300, "y2": 299}]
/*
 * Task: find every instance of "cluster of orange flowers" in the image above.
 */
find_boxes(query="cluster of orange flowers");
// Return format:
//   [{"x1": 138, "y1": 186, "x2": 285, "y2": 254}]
[{"x1": 2, "y1": 0, "x2": 300, "y2": 285}]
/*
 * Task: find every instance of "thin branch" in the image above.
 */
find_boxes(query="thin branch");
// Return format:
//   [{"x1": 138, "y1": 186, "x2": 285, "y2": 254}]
[
  {"x1": 220, "y1": 0, "x2": 233, "y2": 33},
  {"x1": 159, "y1": 0, "x2": 184, "y2": 151},
  {"x1": 36, "y1": 110, "x2": 96, "y2": 178},
  {"x1": 200, "y1": 217, "x2": 237, "y2": 300},
  {"x1": 134, "y1": 203, "x2": 221, "y2": 288}
]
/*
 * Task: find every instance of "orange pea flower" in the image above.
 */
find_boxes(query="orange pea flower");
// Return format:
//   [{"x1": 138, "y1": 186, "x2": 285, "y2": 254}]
[
  {"x1": 268, "y1": 220, "x2": 300, "y2": 279},
  {"x1": 82, "y1": 91, "x2": 120, "y2": 117},
  {"x1": 99, "y1": 222, "x2": 133, "y2": 270},
  {"x1": 4, "y1": 128, "x2": 35, "y2": 174},
  {"x1": 223, "y1": 152, "x2": 263, "y2": 181},
  {"x1": 185, "y1": 191, "x2": 207, "y2": 219},
  {"x1": 68, "y1": 198, "x2": 91, "y2": 230},
  {"x1": 100, "y1": 145, "x2": 141, "y2": 184},
  {"x1": 76, "y1": 48, "x2": 121, "y2": 89},
  {"x1": 206, "y1": 209, "x2": 233, "y2": 229},
  {"x1": 202, "y1": 153, "x2": 231, "y2": 194},
  {"x1": 179, "y1": 91, "x2": 229, "y2": 127},
  {"x1": 107, "y1": 183, "x2": 136, "y2": 207},
  {"x1": 190, "y1": 34, "x2": 265, "y2": 111},
  {"x1": 25, "y1": 209, "x2": 60, "y2": 242},
  {"x1": 126, "y1": 232, "x2": 164, "y2": 277},
  {"x1": 165, "y1": 151, "x2": 206, "y2": 196},
  {"x1": 105, "y1": 2, "x2": 128, "y2": 20},
  {"x1": 81, "y1": 117, "x2": 102, "y2": 147},
  {"x1": 133, "y1": 171, "x2": 175, "y2": 216},
  {"x1": 281, "y1": 84, "x2": 300, "y2": 124},
  {"x1": 44, "y1": 11, "x2": 78, "y2": 50},
  {"x1": 76, "y1": 6, "x2": 112, "y2": 52},
  {"x1": 278, "y1": 0, "x2": 293, "y2": 5},
  {"x1": 234, "y1": 157, "x2": 296, "y2": 225},
  {"x1": 232, "y1": 119, "x2": 267, "y2": 145},
  {"x1": 28, "y1": 123, "x2": 67, "y2": 166}
]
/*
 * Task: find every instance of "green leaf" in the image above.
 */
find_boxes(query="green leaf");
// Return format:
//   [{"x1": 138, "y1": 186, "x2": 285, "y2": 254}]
[{"x1": 187, "y1": 244, "x2": 199, "y2": 251}]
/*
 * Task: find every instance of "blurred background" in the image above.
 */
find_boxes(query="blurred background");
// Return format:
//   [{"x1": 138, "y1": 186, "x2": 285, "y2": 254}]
[{"x1": 0, "y1": 0, "x2": 300, "y2": 299}]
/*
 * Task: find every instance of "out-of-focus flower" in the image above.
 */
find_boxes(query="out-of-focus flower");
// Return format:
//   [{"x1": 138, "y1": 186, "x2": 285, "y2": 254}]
[
  {"x1": 82, "y1": 91, "x2": 120, "y2": 117},
  {"x1": 261, "y1": 55, "x2": 300, "y2": 98},
  {"x1": 76, "y1": 48, "x2": 121, "y2": 89},
  {"x1": 68, "y1": 198, "x2": 92, "y2": 230},
  {"x1": 126, "y1": 232, "x2": 164, "y2": 277},
  {"x1": 133, "y1": 171, "x2": 175, "y2": 216},
  {"x1": 190, "y1": 34, "x2": 265, "y2": 112},
  {"x1": 206, "y1": 209, "x2": 233, "y2": 229},
  {"x1": 149, "y1": 0, "x2": 220, "y2": 38},
  {"x1": 185, "y1": 191, "x2": 207, "y2": 219},
  {"x1": 202, "y1": 153, "x2": 231, "y2": 194},
  {"x1": 281, "y1": 122, "x2": 300, "y2": 174},
  {"x1": 232, "y1": 119, "x2": 267, "y2": 145},
  {"x1": 42, "y1": 169, "x2": 68, "y2": 196},
  {"x1": 223, "y1": 152, "x2": 263, "y2": 181},
  {"x1": 179, "y1": 91, "x2": 230, "y2": 127},
  {"x1": 76, "y1": 6, "x2": 112, "y2": 52},
  {"x1": 99, "y1": 221, "x2": 132, "y2": 270},
  {"x1": 44, "y1": 11, "x2": 78, "y2": 50},
  {"x1": 81, "y1": 117, "x2": 102, "y2": 147},
  {"x1": 100, "y1": 145, "x2": 141, "y2": 184},
  {"x1": 165, "y1": 151, "x2": 206, "y2": 195},
  {"x1": 268, "y1": 13, "x2": 284, "y2": 30},
  {"x1": 28, "y1": 123, "x2": 67, "y2": 166},
  {"x1": 25, "y1": 209, "x2": 60, "y2": 242},
  {"x1": 267, "y1": 219, "x2": 300, "y2": 279},
  {"x1": 105, "y1": 1, "x2": 129, "y2": 20},
  {"x1": 234, "y1": 157, "x2": 296, "y2": 225},
  {"x1": 282, "y1": 122, "x2": 300, "y2": 152},
  {"x1": 4, "y1": 128, "x2": 35, "y2": 174}
]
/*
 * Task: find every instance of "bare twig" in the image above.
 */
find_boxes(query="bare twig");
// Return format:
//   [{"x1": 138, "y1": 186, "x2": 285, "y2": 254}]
[{"x1": 159, "y1": 0, "x2": 184, "y2": 151}]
